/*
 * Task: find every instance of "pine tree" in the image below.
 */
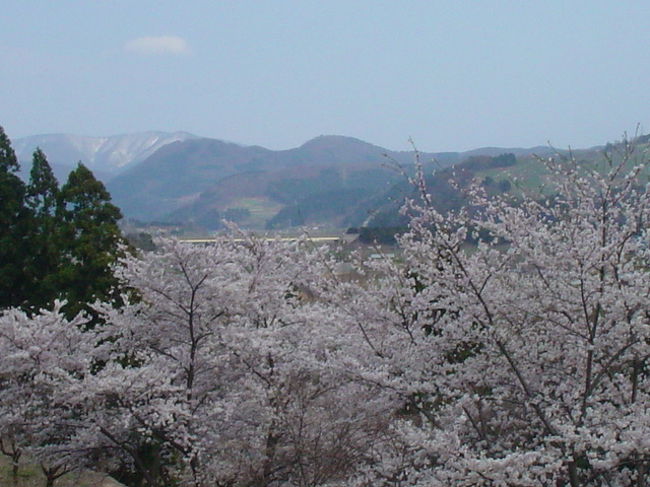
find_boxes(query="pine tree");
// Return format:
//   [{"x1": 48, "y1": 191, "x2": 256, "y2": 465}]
[
  {"x1": 0, "y1": 126, "x2": 31, "y2": 309},
  {"x1": 0, "y1": 126, "x2": 19, "y2": 173},
  {"x1": 57, "y1": 162, "x2": 126, "y2": 320},
  {"x1": 0, "y1": 129, "x2": 128, "y2": 315},
  {"x1": 25, "y1": 148, "x2": 61, "y2": 310},
  {"x1": 27, "y1": 148, "x2": 58, "y2": 216}
]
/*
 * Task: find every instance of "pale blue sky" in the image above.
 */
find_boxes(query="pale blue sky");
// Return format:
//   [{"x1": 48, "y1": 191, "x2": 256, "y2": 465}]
[{"x1": 2, "y1": 1, "x2": 649, "y2": 151}]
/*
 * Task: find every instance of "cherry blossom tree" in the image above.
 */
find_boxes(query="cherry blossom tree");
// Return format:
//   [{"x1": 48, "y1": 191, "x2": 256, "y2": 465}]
[
  {"x1": 334, "y1": 141, "x2": 650, "y2": 486},
  {"x1": 76, "y1": 233, "x2": 389, "y2": 487},
  {"x1": 0, "y1": 302, "x2": 114, "y2": 487},
  {"x1": 0, "y1": 233, "x2": 389, "y2": 487},
  {"x1": 4, "y1": 140, "x2": 649, "y2": 487}
]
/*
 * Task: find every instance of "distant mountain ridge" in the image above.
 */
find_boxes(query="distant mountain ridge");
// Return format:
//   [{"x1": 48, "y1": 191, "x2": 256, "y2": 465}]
[
  {"x1": 13, "y1": 131, "x2": 197, "y2": 181},
  {"x1": 107, "y1": 135, "x2": 452, "y2": 222},
  {"x1": 105, "y1": 134, "x2": 562, "y2": 227},
  {"x1": 13, "y1": 130, "x2": 571, "y2": 229}
]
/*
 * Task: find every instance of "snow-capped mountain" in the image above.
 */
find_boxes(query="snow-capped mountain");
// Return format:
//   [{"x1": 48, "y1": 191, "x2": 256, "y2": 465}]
[{"x1": 14, "y1": 131, "x2": 197, "y2": 180}]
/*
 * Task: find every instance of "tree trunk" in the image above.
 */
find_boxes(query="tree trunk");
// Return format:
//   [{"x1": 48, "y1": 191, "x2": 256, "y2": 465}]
[
  {"x1": 567, "y1": 461, "x2": 579, "y2": 487},
  {"x1": 44, "y1": 474, "x2": 55, "y2": 487},
  {"x1": 637, "y1": 460, "x2": 647, "y2": 487},
  {"x1": 41, "y1": 464, "x2": 68, "y2": 487},
  {"x1": 261, "y1": 428, "x2": 279, "y2": 486}
]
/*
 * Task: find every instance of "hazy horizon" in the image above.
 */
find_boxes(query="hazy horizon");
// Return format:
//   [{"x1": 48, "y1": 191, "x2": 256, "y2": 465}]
[{"x1": 3, "y1": 1, "x2": 649, "y2": 152}]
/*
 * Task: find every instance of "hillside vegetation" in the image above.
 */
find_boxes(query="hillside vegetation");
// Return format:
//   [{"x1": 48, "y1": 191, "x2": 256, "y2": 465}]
[
  {"x1": 3, "y1": 136, "x2": 650, "y2": 486},
  {"x1": 106, "y1": 134, "x2": 559, "y2": 230}
]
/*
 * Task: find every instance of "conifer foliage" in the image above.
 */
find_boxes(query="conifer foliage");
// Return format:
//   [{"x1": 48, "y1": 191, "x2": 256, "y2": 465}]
[
  {"x1": 25, "y1": 148, "x2": 61, "y2": 310},
  {"x1": 0, "y1": 126, "x2": 126, "y2": 314},
  {"x1": 57, "y1": 162, "x2": 125, "y2": 318},
  {"x1": 0, "y1": 126, "x2": 31, "y2": 308}
]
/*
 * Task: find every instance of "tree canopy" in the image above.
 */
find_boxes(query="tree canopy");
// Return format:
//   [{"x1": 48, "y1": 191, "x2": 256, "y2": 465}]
[
  {"x1": 0, "y1": 126, "x2": 126, "y2": 315},
  {"x1": 1, "y1": 133, "x2": 650, "y2": 487},
  {"x1": 0, "y1": 126, "x2": 30, "y2": 309},
  {"x1": 57, "y1": 162, "x2": 125, "y2": 318}
]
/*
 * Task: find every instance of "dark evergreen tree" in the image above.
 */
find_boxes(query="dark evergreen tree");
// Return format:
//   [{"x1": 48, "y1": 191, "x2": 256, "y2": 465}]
[
  {"x1": 0, "y1": 128, "x2": 129, "y2": 315},
  {"x1": 27, "y1": 148, "x2": 58, "y2": 216},
  {"x1": 57, "y1": 162, "x2": 127, "y2": 320},
  {"x1": 25, "y1": 148, "x2": 61, "y2": 310},
  {"x1": 0, "y1": 126, "x2": 31, "y2": 309},
  {"x1": 0, "y1": 127, "x2": 19, "y2": 173}
]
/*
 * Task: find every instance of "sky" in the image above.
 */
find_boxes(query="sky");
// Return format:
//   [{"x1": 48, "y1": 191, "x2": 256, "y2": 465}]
[{"x1": 2, "y1": 1, "x2": 650, "y2": 152}]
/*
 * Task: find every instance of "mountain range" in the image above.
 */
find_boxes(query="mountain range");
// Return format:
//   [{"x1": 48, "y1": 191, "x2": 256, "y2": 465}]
[
  {"x1": 14, "y1": 131, "x2": 197, "y2": 181},
  {"x1": 14, "y1": 131, "x2": 563, "y2": 230}
]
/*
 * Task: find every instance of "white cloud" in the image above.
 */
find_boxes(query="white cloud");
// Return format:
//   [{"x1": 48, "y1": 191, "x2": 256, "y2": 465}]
[{"x1": 124, "y1": 36, "x2": 190, "y2": 56}]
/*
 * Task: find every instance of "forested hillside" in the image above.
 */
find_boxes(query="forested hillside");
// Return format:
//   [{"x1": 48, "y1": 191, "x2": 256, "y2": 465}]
[
  {"x1": 13, "y1": 130, "x2": 574, "y2": 232},
  {"x1": 105, "y1": 134, "x2": 557, "y2": 229}
]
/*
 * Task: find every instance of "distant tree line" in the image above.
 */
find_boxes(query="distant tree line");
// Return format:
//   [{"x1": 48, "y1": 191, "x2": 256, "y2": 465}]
[
  {"x1": 0, "y1": 126, "x2": 126, "y2": 318},
  {"x1": 362, "y1": 153, "x2": 517, "y2": 231}
]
